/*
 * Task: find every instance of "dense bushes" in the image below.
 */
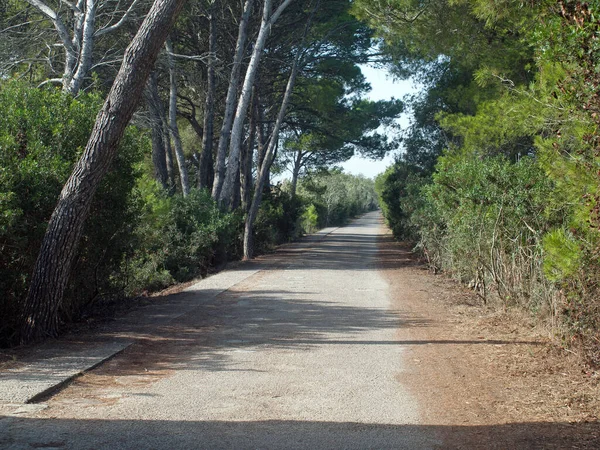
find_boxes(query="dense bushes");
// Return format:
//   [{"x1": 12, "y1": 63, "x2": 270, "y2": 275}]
[
  {"x1": 124, "y1": 178, "x2": 242, "y2": 293},
  {"x1": 377, "y1": 130, "x2": 600, "y2": 364},
  {"x1": 0, "y1": 81, "x2": 144, "y2": 344},
  {"x1": 0, "y1": 81, "x2": 379, "y2": 345},
  {"x1": 253, "y1": 185, "x2": 304, "y2": 254},
  {"x1": 362, "y1": 0, "x2": 600, "y2": 365},
  {"x1": 0, "y1": 82, "x2": 239, "y2": 345},
  {"x1": 297, "y1": 171, "x2": 378, "y2": 228}
]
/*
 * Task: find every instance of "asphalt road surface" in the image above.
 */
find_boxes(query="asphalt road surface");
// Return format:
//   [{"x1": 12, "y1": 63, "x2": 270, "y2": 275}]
[{"x1": 1, "y1": 211, "x2": 440, "y2": 449}]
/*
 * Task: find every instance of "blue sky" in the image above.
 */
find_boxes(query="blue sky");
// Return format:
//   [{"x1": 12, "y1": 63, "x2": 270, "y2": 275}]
[{"x1": 340, "y1": 65, "x2": 420, "y2": 179}]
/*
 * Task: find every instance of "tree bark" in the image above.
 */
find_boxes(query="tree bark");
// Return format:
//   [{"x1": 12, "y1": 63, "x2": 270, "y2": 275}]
[
  {"x1": 25, "y1": 0, "x2": 144, "y2": 96},
  {"x1": 211, "y1": 0, "x2": 253, "y2": 200},
  {"x1": 166, "y1": 38, "x2": 190, "y2": 196},
  {"x1": 199, "y1": 5, "x2": 217, "y2": 190},
  {"x1": 243, "y1": 38, "x2": 302, "y2": 260},
  {"x1": 144, "y1": 73, "x2": 170, "y2": 189},
  {"x1": 163, "y1": 110, "x2": 176, "y2": 192},
  {"x1": 218, "y1": 0, "x2": 295, "y2": 210},
  {"x1": 21, "y1": 0, "x2": 187, "y2": 343},
  {"x1": 66, "y1": 0, "x2": 96, "y2": 94},
  {"x1": 290, "y1": 149, "x2": 303, "y2": 198},
  {"x1": 240, "y1": 93, "x2": 257, "y2": 213},
  {"x1": 232, "y1": 166, "x2": 241, "y2": 210}
]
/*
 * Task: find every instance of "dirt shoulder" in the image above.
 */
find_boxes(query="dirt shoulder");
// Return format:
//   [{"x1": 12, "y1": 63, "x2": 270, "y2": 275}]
[{"x1": 378, "y1": 229, "x2": 600, "y2": 449}]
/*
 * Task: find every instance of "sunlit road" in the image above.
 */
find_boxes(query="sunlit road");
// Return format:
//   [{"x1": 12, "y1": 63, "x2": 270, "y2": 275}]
[{"x1": 1, "y1": 211, "x2": 439, "y2": 449}]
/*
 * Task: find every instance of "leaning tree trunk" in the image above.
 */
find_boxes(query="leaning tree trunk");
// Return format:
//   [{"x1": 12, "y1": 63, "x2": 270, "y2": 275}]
[
  {"x1": 243, "y1": 43, "x2": 302, "y2": 260},
  {"x1": 166, "y1": 38, "x2": 190, "y2": 196},
  {"x1": 211, "y1": 0, "x2": 253, "y2": 199},
  {"x1": 199, "y1": 6, "x2": 217, "y2": 190},
  {"x1": 218, "y1": 0, "x2": 295, "y2": 210},
  {"x1": 21, "y1": 0, "x2": 187, "y2": 343}
]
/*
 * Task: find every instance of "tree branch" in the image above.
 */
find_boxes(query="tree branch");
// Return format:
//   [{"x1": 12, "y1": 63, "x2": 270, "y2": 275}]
[
  {"x1": 23, "y1": 0, "x2": 76, "y2": 55},
  {"x1": 95, "y1": 0, "x2": 142, "y2": 37}
]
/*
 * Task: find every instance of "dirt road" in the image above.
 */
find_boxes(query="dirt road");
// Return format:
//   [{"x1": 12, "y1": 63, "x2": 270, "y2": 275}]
[{"x1": 1, "y1": 211, "x2": 599, "y2": 449}]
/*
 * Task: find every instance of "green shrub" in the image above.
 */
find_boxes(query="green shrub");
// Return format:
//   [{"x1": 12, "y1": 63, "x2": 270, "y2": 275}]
[
  {"x1": 124, "y1": 178, "x2": 241, "y2": 294},
  {"x1": 301, "y1": 204, "x2": 319, "y2": 233},
  {"x1": 0, "y1": 80, "x2": 144, "y2": 344},
  {"x1": 374, "y1": 161, "x2": 428, "y2": 241},
  {"x1": 253, "y1": 185, "x2": 303, "y2": 253}
]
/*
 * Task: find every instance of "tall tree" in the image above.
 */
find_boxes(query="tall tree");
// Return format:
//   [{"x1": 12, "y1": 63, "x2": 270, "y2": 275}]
[
  {"x1": 21, "y1": 0, "x2": 187, "y2": 343},
  {"x1": 211, "y1": 0, "x2": 254, "y2": 198},
  {"x1": 17, "y1": 0, "x2": 146, "y2": 94},
  {"x1": 166, "y1": 37, "x2": 191, "y2": 196},
  {"x1": 217, "y1": 0, "x2": 295, "y2": 209}
]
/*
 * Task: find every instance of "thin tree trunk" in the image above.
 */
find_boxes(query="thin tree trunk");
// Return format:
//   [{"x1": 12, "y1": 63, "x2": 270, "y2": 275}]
[
  {"x1": 243, "y1": 41, "x2": 302, "y2": 260},
  {"x1": 290, "y1": 149, "x2": 303, "y2": 198},
  {"x1": 145, "y1": 72, "x2": 169, "y2": 189},
  {"x1": 166, "y1": 38, "x2": 190, "y2": 196},
  {"x1": 21, "y1": 0, "x2": 187, "y2": 343},
  {"x1": 218, "y1": 0, "x2": 295, "y2": 209},
  {"x1": 255, "y1": 97, "x2": 267, "y2": 169},
  {"x1": 211, "y1": 0, "x2": 253, "y2": 199},
  {"x1": 66, "y1": 0, "x2": 96, "y2": 95},
  {"x1": 199, "y1": 5, "x2": 217, "y2": 190},
  {"x1": 163, "y1": 112, "x2": 176, "y2": 191},
  {"x1": 241, "y1": 93, "x2": 257, "y2": 213},
  {"x1": 232, "y1": 166, "x2": 241, "y2": 210}
]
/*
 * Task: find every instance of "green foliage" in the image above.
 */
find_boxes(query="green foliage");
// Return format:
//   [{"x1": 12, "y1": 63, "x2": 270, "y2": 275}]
[
  {"x1": 298, "y1": 170, "x2": 378, "y2": 228},
  {"x1": 355, "y1": 0, "x2": 600, "y2": 363},
  {"x1": 0, "y1": 80, "x2": 143, "y2": 343},
  {"x1": 375, "y1": 161, "x2": 427, "y2": 241},
  {"x1": 543, "y1": 229, "x2": 582, "y2": 282},
  {"x1": 125, "y1": 179, "x2": 241, "y2": 293},
  {"x1": 378, "y1": 152, "x2": 556, "y2": 310},
  {"x1": 253, "y1": 185, "x2": 304, "y2": 254},
  {"x1": 301, "y1": 204, "x2": 319, "y2": 234}
]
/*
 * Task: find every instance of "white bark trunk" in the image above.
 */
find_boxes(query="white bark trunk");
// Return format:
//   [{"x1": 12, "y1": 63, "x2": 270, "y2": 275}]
[
  {"x1": 218, "y1": 0, "x2": 295, "y2": 209},
  {"x1": 211, "y1": 0, "x2": 253, "y2": 199},
  {"x1": 166, "y1": 38, "x2": 190, "y2": 196},
  {"x1": 66, "y1": 0, "x2": 96, "y2": 95},
  {"x1": 24, "y1": 0, "x2": 143, "y2": 96},
  {"x1": 243, "y1": 40, "x2": 302, "y2": 259}
]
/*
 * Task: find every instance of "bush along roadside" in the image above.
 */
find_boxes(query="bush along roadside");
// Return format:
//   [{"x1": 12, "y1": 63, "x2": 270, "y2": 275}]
[{"x1": 0, "y1": 81, "x2": 379, "y2": 346}]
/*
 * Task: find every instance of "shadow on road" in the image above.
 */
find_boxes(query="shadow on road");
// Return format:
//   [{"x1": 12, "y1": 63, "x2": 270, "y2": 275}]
[{"x1": 1, "y1": 417, "x2": 599, "y2": 449}]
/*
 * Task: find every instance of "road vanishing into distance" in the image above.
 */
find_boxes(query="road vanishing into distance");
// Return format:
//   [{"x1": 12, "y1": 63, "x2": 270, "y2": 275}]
[{"x1": 1, "y1": 211, "x2": 441, "y2": 449}]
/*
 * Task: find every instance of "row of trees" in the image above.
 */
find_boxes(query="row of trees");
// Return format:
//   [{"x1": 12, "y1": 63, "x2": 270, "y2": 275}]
[
  {"x1": 362, "y1": 0, "x2": 600, "y2": 365},
  {"x1": 0, "y1": 0, "x2": 395, "y2": 342}
]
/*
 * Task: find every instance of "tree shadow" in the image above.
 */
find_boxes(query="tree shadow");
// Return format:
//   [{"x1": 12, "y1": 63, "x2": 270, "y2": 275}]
[{"x1": 1, "y1": 417, "x2": 599, "y2": 449}]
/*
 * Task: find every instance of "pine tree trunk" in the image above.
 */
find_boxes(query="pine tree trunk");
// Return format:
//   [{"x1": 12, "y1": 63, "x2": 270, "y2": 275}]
[
  {"x1": 145, "y1": 73, "x2": 170, "y2": 189},
  {"x1": 218, "y1": 0, "x2": 295, "y2": 210},
  {"x1": 166, "y1": 38, "x2": 190, "y2": 196},
  {"x1": 21, "y1": 0, "x2": 187, "y2": 343},
  {"x1": 163, "y1": 115, "x2": 176, "y2": 192},
  {"x1": 291, "y1": 150, "x2": 302, "y2": 198},
  {"x1": 199, "y1": 7, "x2": 217, "y2": 190},
  {"x1": 211, "y1": 0, "x2": 253, "y2": 199},
  {"x1": 243, "y1": 40, "x2": 302, "y2": 259},
  {"x1": 240, "y1": 94, "x2": 257, "y2": 213}
]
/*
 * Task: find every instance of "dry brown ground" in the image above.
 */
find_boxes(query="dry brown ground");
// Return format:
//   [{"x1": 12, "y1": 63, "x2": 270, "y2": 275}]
[{"x1": 379, "y1": 229, "x2": 600, "y2": 449}]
